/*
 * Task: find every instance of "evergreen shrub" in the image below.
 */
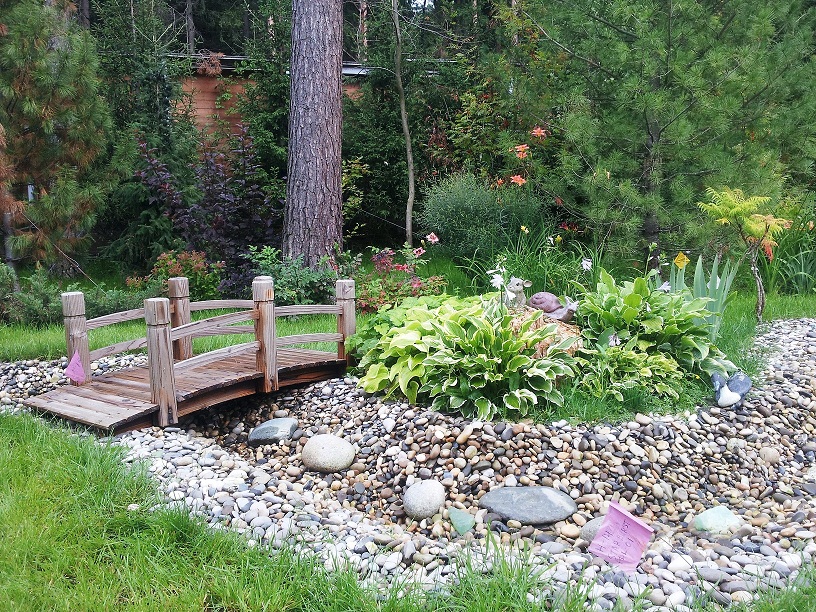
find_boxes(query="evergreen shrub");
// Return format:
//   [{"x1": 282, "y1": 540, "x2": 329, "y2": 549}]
[{"x1": 420, "y1": 174, "x2": 543, "y2": 260}]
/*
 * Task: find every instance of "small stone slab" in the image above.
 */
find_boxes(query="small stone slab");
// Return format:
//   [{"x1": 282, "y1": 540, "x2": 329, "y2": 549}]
[
  {"x1": 248, "y1": 418, "x2": 298, "y2": 447},
  {"x1": 478, "y1": 486, "x2": 577, "y2": 525},
  {"x1": 301, "y1": 434, "x2": 356, "y2": 473},
  {"x1": 449, "y1": 507, "x2": 476, "y2": 534},
  {"x1": 693, "y1": 506, "x2": 743, "y2": 535}
]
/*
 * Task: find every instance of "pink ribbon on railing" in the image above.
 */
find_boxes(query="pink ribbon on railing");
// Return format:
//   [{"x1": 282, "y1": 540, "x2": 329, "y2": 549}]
[{"x1": 64, "y1": 350, "x2": 86, "y2": 384}]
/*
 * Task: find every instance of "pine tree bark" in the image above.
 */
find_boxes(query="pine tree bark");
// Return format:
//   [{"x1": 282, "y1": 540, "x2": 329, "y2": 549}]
[{"x1": 283, "y1": 0, "x2": 343, "y2": 268}]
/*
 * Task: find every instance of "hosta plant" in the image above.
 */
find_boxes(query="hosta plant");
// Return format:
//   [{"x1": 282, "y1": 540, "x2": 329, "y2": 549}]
[
  {"x1": 346, "y1": 294, "x2": 468, "y2": 359},
  {"x1": 358, "y1": 297, "x2": 576, "y2": 421},
  {"x1": 575, "y1": 338, "x2": 684, "y2": 402},
  {"x1": 576, "y1": 269, "x2": 735, "y2": 377},
  {"x1": 658, "y1": 253, "x2": 738, "y2": 343}
]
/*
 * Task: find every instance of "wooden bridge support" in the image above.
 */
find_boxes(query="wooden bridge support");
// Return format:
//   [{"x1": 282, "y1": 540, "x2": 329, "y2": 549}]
[
  {"x1": 168, "y1": 277, "x2": 193, "y2": 361},
  {"x1": 145, "y1": 298, "x2": 178, "y2": 426},
  {"x1": 253, "y1": 276, "x2": 277, "y2": 393},
  {"x1": 336, "y1": 279, "x2": 356, "y2": 363},
  {"x1": 61, "y1": 291, "x2": 91, "y2": 385}
]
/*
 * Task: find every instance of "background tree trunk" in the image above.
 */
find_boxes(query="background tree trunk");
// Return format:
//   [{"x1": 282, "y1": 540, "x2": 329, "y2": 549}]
[
  {"x1": 283, "y1": 0, "x2": 343, "y2": 268},
  {"x1": 391, "y1": 0, "x2": 415, "y2": 246}
]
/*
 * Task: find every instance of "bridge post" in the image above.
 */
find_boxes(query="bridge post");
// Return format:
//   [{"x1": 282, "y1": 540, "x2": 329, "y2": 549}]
[
  {"x1": 168, "y1": 277, "x2": 193, "y2": 361},
  {"x1": 61, "y1": 291, "x2": 92, "y2": 385},
  {"x1": 253, "y1": 276, "x2": 277, "y2": 392},
  {"x1": 336, "y1": 279, "x2": 356, "y2": 363},
  {"x1": 145, "y1": 298, "x2": 178, "y2": 426}
]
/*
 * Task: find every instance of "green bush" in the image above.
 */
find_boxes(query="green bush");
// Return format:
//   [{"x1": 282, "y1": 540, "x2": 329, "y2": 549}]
[
  {"x1": 760, "y1": 202, "x2": 816, "y2": 295},
  {"x1": 127, "y1": 250, "x2": 223, "y2": 301},
  {"x1": 462, "y1": 228, "x2": 595, "y2": 296},
  {"x1": 420, "y1": 174, "x2": 543, "y2": 261},
  {"x1": 347, "y1": 294, "x2": 472, "y2": 359},
  {"x1": 243, "y1": 246, "x2": 337, "y2": 305},
  {"x1": 575, "y1": 339, "x2": 684, "y2": 402},
  {"x1": 576, "y1": 269, "x2": 735, "y2": 377},
  {"x1": 0, "y1": 266, "x2": 158, "y2": 327},
  {"x1": 357, "y1": 296, "x2": 575, "y2": 421},
  {"x1": 353, "y1": 245, "x2": 447, "y2": 314}
]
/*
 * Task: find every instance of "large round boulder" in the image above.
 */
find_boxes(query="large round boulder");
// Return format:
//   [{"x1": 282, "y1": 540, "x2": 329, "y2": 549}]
[
  {"x1": 301, "y1": 434, "x2": 356, "y2": 473},
  {"x1": 403, "y1": 480, "x2": 446, "y2": 520}
]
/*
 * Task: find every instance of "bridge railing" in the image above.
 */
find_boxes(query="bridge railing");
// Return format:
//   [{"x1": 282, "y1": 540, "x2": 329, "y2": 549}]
[{"x1": 61, "y1": 276, "x2": 356, "y2": 426}]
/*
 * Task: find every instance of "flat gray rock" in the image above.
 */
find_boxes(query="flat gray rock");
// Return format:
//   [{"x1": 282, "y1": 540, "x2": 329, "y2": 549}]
[
  {"x1": 248, "y1": 418, "x2": 299, "y2": 446},
  {"x1": 479, "y1": 486, "x2": 577, "y2": 525}
]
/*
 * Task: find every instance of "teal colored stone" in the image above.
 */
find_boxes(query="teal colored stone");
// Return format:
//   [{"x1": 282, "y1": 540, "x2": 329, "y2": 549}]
[
  {"x1": 693, "y1": 506, "x2": 742, "y2": 534},
  {"x1": 449, "y1": 507, "x2": 476, "y2": 534}
]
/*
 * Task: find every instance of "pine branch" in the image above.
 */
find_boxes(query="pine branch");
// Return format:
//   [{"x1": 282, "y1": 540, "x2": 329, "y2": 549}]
[{"x1": 523, "y1": 11, "x2": 617, "y2": 79}]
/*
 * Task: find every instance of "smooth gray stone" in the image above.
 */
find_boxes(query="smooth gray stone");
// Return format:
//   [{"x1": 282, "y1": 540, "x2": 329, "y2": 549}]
[
  {"x1": 248, "y1": 418, "x2": 299, "y2": 446},
  {"x1": 403, "y1": 480, "x2": 445, "y2": 520},
  {"x1": 479, "y1": 486, "x2": 577, "y2": 525},
  {"x1": 301, "y1": 434, "x2": 356, "y2": 472},
  {"x1": 580, "y1": 516, "x2": 605, "y2": 543},
  {"x1": 727, "y1": 372, "x2": 752, "y2": 398}
]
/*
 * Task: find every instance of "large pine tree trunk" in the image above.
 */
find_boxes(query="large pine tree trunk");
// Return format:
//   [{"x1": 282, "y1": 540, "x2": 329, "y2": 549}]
[{"x1": 283, "y1": 0, "x2": 343, "y2": 269}]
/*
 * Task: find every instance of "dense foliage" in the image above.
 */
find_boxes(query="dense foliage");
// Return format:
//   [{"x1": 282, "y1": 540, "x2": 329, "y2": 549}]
[
  {"x1": 358, "y1": 296, "x2": 575, "y2": 421},
  {"x1": 576, "y1": 269, "x2": 736, "y2": 377}
]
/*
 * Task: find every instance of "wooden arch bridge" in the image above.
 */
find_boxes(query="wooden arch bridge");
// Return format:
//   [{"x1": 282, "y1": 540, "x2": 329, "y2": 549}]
[{"x1": 24, "y1": 276, "x2": 356, "y2": 433}]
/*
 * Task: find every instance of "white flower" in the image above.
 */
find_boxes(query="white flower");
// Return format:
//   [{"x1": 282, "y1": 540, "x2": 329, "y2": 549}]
[
  {"x1": 608, "y1": 333, "x2": 620, "y2": 347},
  {"x1": 547, "y1": 236, "x2": 554, "y2": 245},
  {"x1": 489, "y1": 273, "x2": 504, "y2": 289},
  {"x1": 658, "y1": 281, "x2": 671, "y2": 292},
  {"x1": 581, "y1": 258, "x2": 592, "y2": 271}
]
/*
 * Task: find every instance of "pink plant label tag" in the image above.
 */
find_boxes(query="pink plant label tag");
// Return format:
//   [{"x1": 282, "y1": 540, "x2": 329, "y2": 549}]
[
  {"x1": 588, "y1": 501, "x2": 653, "y2": 574},
  {"x1": 64, "y1": 350, "x2": 86, "y2": 384}
]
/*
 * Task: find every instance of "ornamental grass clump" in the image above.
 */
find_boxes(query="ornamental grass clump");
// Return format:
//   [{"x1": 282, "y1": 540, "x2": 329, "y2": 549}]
[{"x1": 357, "y1": 296, "x2": 575, "y2": 421}]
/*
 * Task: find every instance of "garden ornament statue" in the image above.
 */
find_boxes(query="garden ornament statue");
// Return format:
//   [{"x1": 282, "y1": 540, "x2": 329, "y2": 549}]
[
  {"x1": 528, "y1": 292, "x2": 579, "y2": 323},
  {"x1": 503, "y1": 276, "x2": 532, "y2": 308}
]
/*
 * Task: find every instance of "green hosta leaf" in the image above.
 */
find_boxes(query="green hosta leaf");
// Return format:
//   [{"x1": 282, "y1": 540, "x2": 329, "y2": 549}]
[
  {"x1": 623, "y1": 292, "x2": 643, "y2": 308},
  {"x1": 621, "y1": 306, "x2": 639, "y2": 324},
  {"x1": 474, "y1": 397, "x2": 494, "y2": 421},
  {"x1": 632, "y1": 276, "x2": 650, "y2": 296},
  {"x1": 506, "y1": 354, "x2": 531, "y2": 372},
  {"x1": 388, "y1": 329, "x2": 422, "y2": 350},
  {"x1": 640, "y1": 316, "x2": 664, "y2": 332},
  {"x1": 404, "y1": 380, "x2": 419, "y2": 405},
  {"x1": 359, "y1": 363, "x2": 391, "y2": 392}
]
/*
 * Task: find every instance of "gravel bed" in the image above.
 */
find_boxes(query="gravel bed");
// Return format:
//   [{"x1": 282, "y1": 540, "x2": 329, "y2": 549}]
[{"x1": 4, "y1": 319, "x2": 816, "y2": 609}]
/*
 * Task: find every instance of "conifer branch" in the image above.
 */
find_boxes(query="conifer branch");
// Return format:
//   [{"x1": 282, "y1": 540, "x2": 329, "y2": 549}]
[{"x1": 523, "y1": 11, "x2": 617, "y2": 79}]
